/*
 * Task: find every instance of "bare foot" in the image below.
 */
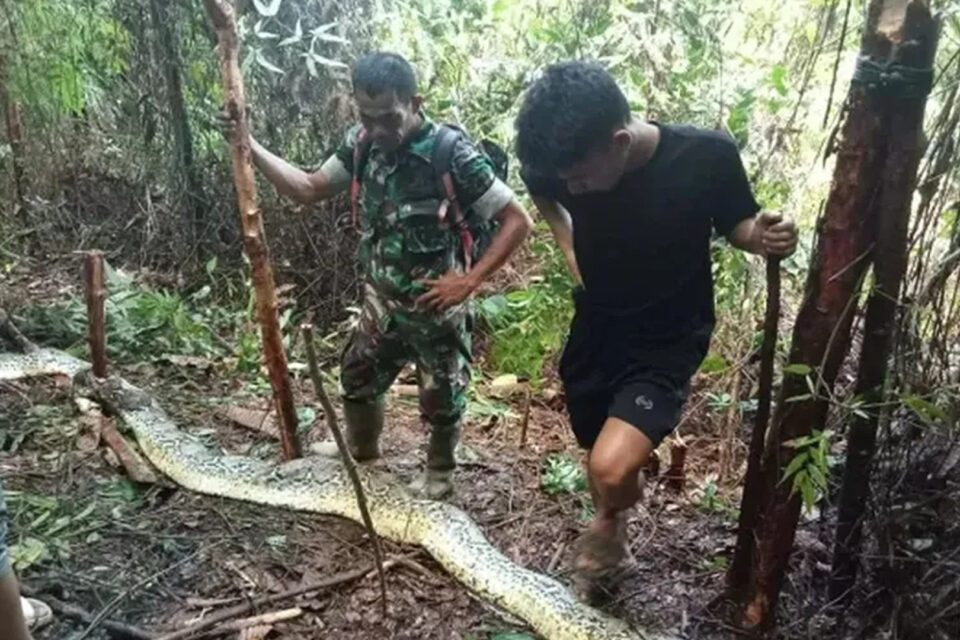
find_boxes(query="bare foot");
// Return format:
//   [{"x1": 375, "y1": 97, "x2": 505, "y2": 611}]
[{"x1": 572, "y1": 514, "x2": 628, "y2": 577}]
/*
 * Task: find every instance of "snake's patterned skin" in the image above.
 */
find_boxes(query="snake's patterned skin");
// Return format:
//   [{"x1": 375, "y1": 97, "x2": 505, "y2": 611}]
[{"x1": 0, "y1": 348, "x2": 677, "y2": 640}]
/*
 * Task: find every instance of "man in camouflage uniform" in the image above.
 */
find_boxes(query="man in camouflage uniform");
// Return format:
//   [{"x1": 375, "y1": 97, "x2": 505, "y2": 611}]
[{"x1": 226, "y1": 52, "x2": 532, "y2": 499}]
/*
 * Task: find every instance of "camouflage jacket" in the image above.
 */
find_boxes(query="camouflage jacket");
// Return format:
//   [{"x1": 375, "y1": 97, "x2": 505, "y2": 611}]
[{"x1": 331, "y1": 116, "x2": 512, "y2": 305}]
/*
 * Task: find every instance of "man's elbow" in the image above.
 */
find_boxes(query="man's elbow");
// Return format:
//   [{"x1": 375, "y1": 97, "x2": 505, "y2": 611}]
[{"x1": 505, "y1": 200, "x2": 535, "y2": 237}]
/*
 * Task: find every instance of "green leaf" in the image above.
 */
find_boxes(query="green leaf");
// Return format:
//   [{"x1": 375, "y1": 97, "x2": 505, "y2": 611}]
[
  {"x1": 256, "y1": 52, "x2": 285, "y2": 75},
  {"x1": 279, "y1": 18, "x2": 302, "y2": 46},
  {"x1": 205, "y1": 256, "x2": 218, "y2": 278},
  {"x1": 902, "y1": 394, "x2": 948, "y2": 423},
  {"x1": 783, "y1": 363, "x2": 811, "y2": 376},
  {"x1": 800, "y1": 478, "x2": 817, "y2": 510},
  {"x1": 781, "y1": 451, "x2": 808, "y2": 483},
  {"x1": 310, "y1": 53, "x2": 348, "y2": 69},
  {"x1": 296, "y1": 406, "x2": 317, "y2": 431},
  {"x1": 699, "y1": 353, "x2": 728, "y2": 374},
  {"x1": 11, "y1": 537, "x2": 49, "y2": 572},
  {"x1": 770, "y1": 64, "x2": 788, "y2": 96},
  {"x1": 491, "y1": 634, "x2": 537, "y2": 640},
  {"x1": 253, "y1": 0, "x2": 282, "y2": 17},
  {"x1": 785, "y1": 393, "x2": 813, "y2": 404}
]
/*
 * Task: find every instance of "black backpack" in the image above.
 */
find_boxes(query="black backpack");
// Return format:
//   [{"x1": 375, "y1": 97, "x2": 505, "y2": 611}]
[{"x1": 350, "y1": 124, "x2": 508, "y2": 270}]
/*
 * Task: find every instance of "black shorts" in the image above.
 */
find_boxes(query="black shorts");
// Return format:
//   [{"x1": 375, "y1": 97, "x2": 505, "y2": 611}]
[{"x1": 559, "y1": 290, "x2": 712, "y2": 449}]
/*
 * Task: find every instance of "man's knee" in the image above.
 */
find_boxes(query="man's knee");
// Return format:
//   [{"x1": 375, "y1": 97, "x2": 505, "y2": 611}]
[{"x1": 588, "y1": 447, "x2": 640, "y2": 492}]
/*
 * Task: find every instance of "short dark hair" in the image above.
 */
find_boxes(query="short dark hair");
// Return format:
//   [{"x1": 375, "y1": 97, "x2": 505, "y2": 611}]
[
  {"x1": 351, "y1": 52, "x2": 418, "y2": 102},
  {"x1": 515, "y1": 61, "x2": 631, "y2": 174}
]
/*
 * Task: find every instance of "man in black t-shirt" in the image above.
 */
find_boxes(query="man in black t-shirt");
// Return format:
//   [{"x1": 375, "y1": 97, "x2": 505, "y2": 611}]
[{"x1": 514, "y1": 61, "x2": 798, "y2": 585}]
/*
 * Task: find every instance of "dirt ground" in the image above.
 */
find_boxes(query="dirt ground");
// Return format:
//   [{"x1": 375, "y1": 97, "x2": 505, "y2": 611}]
[{"x1": 0, "y1": 259, "x2": 833, "y2": 640}]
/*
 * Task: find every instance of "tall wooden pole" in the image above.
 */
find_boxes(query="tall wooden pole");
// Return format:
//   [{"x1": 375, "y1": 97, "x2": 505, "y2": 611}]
[{"x1": 202, "y1": 0, "x2": 301, "y2": 460}]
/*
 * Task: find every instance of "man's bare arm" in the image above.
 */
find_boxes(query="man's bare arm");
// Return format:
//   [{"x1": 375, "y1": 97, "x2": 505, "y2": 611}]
[
  {"x1": 415, "y1": 199, "x2": 533, "y2": 311},
  {"x1": 249, "y1": 138, "x2": 347, "y2": 205},
  {"x1": 533, "y1": 196, "x2": 583, "y2": 285}
]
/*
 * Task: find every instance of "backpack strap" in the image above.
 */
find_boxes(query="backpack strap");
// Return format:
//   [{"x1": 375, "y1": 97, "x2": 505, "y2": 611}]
[
  {"x1": 350, "y1": 127, "x2": 372, "y2": 228},
  {"x1": 432, "y1": 125, "x2": 475, "y2": 270}
]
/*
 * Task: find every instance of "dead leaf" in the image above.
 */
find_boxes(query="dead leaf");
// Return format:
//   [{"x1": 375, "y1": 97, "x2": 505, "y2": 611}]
[
  {"x1": 76, "y1": 412, "x2": 102, "y2": 452},
  {"x1": 218, "y1": 406, "x2": 279, "y2": 439}
]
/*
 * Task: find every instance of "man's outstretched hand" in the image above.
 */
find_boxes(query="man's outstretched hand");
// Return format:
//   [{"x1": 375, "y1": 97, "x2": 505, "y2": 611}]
[
  {"x1": 753, "y1": 211, "x2": 798, "y2": 257},
  {"x1": 415, "y1": 272, "x2": 479, "y2": 311}
]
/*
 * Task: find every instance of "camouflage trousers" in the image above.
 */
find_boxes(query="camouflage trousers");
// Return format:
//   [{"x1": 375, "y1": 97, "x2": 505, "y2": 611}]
[{"x1": 340, "y1": 284, "x2": 471, "y2": 427}]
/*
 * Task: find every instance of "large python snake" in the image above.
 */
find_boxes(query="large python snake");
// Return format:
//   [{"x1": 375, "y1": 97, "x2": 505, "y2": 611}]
[{"x1": 0, "y1": 348, "x2": 676, "y2": 640}]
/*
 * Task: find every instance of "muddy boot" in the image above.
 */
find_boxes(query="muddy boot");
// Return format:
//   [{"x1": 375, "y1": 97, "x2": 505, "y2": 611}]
[
  {"x1": 410, "y1": 420, "x2": 460, "y2": 500},
  {"x1": 311, "y1": 399, "x2": 384, "y2": 461}
]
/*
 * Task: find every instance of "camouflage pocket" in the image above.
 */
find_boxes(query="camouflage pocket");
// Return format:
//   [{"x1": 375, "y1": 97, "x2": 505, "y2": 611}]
[{"x1": 399, "y1": 200, "x2": 456, "y2": 279}]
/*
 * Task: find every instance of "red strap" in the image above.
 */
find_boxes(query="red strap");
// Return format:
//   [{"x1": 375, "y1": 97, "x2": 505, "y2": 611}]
[{"x1": 440, "y1": 172, "x2": 473, "y2": 271}]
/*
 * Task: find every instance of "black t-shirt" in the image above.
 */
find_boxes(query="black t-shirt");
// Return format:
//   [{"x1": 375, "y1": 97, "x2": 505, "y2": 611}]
[{"x1": 522, "y1": 123, "x2": 759, "y2": 341}]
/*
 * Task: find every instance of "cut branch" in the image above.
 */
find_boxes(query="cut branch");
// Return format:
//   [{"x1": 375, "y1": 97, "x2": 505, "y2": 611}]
[
  {"x1": 301, "y1": 323, "x2": 388, "y2": 617},
  {"x1": 83, "y1": 251, "x2": 108, "y2": 378},
  {"x1": 202, "y1": 0, "x2": 300, "y2": 460}
]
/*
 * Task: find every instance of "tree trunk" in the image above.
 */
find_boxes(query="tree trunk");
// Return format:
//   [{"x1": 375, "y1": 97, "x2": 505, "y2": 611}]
[
  {"x1": 203, "y1": 0, "x2": 301, "y2": 461},
  {"x1": 149, "y1": 0, "x2": 205, "y2": 251},
  {"x1": 738, "y1": 0, "x2": 936, "y2": 630},
  {"x1": 728, "y1": 257, "x2": 780, "y2": 594},
  {"x1": 0, "y1": 50, "x2": 25, "y2": 214},
  {"x1": 830, "y1": 2, "x2": 939, "y2": 604}
]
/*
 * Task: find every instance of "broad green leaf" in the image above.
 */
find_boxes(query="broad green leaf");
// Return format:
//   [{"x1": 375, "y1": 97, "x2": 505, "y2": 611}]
[
  {"x1": 783, "y1": 363, "x2": 811, "y2": 376},
  {"x1": 800, "y1": 478, "x2": 817, "y2": 509}
]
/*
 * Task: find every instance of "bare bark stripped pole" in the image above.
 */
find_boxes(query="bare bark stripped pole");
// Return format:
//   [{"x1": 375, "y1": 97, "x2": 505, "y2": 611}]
[
  {"x1": 301, "y1": 324, "x2": 388, "y2": 618},
  {"x1": 830, "y1": 3, "x2": 939, "y2": 603},
  {"x1": 728, "y1": 257, "x2": 781, "y2": 594},
  {"x1": 739, "y1": 1, "x2": 936, "y2": 630},
  {"x1": 203, "y1": 0, "x2": 300, "y2": 460},
  {"x1": 83, "y1": 251, "x2": 108, "y2": 378}
]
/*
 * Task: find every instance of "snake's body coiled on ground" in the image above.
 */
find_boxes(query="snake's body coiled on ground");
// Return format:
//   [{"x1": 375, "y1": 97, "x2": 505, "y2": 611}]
[{"x1": 0, "y1": 348, "x2": 675, "y2": 640}]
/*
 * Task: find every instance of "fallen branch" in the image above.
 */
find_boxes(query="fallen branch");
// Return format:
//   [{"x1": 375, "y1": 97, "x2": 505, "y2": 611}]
[
  {"x1": 201, "y1": 607, "x2": 302, "y2": 637},
  {"x1": 156, "y1": 561, "x2": 396, "y2": 640},
  {"x1": 18, "y1": 585, "x2": 153, "y2": 640},
  {"x1": 99, "y1": 413, "x2": 161, "y2": 484},
  {"x1": 302, "y1": 322, "x2": 389, "y2": 617}
]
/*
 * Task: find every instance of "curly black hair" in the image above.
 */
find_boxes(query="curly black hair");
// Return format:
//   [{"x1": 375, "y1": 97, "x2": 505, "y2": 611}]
[
  {"x1": 351, "y1": 52, "x2": 418, "y2": 102},
  {"x1": 515, "y1": 61, "x2": 631, "y2": 174}
]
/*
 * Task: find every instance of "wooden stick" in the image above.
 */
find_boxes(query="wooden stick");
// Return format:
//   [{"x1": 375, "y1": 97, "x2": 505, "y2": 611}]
[
  {"x1": 83, "y1": 250, "x2": 108, "y2": 378},
  {"x1": 99, "y1": 413, "x2": 160, "y2": 484},
  {"x1": 202, "y1": 0, "x2": 301, "y2": 460},
  {"x1": 18, "y1": 586, "x2": 153, "y2": 640},
  {"x1": 204, "y1": 607, "x2": 302, "y2": 636},
  {"x1": 157, "y1": 562, "x2": 394, "y2": 640},
  {"x1": 728, "y1": 256, "x2": 781, "y2": 592},
  {"x1": 301, "y1": 323, "x2": 388, "y2": 618},
  {"x1": 519, "y1": 384, "x2": 532, "y2": 449}
]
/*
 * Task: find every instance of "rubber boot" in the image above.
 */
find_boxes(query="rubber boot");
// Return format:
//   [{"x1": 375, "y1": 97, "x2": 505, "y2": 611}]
[
  {"x1": 410, "y1": 420, "x2": 460, "y2": 500},
  {"x1": 311, "y1": 399, "x2": 384, "y2": 461}
]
